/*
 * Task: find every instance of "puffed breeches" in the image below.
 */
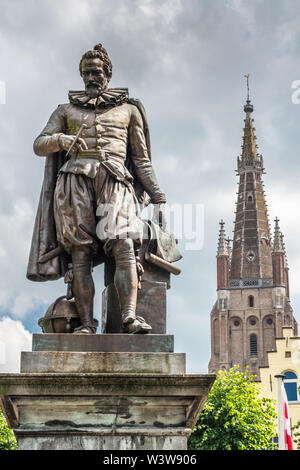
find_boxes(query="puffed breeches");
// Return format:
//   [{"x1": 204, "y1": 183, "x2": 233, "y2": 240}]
[{"x1": 53, "y1": 166, "x2": 143, "y2": 255}]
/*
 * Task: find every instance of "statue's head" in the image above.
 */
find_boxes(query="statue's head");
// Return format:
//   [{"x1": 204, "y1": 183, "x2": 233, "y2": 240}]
[{"x1": 79, "y1": 44, "x2": 112, "y2": 97}]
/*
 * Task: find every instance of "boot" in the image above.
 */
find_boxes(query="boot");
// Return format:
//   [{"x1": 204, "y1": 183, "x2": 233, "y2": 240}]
[
  {"x1": 71, "y1": 246, "x2": 97, "y2": 334},
  {"x1": 113, "y1": 239, "x2": 152, "y2": 334}
]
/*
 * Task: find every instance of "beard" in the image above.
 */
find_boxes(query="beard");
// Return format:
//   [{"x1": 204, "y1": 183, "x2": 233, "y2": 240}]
[
  {"x1": 86, "y1": 85, "x2": 102, "y2": 98},
  {"x1": 85, "y1": 81, "x2": 108, "y2": 98}
]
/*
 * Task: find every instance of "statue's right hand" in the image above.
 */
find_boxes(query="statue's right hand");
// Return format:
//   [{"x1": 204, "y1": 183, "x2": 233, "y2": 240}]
[{"x1": 58, "y1": 134, "x2": 88, "y2": 153}]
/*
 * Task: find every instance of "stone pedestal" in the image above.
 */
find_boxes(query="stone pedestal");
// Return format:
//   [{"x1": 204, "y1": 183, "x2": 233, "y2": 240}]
[{"x1": 0, "y1": 334, "x2": 215, "y2": 450}]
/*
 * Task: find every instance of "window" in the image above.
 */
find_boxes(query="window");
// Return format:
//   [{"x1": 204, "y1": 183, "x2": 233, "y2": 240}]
[
  {"x1": 246, "y1": 251, "x2": 255, "y2": 263},
  {"x1": 248, "y1": 295, "x2": 254, "y2": 308},
  {"x1": 250, "y1": 334, "x2": 257, "y2": 357},
  {"x1": 284, "y1": 371, "x2": 298, "y2": 403},
  {"x1": 247, "y1": 192, "x2": 254, "y2": 202}
]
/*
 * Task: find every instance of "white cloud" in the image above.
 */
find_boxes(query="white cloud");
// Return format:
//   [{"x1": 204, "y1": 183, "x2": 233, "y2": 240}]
[
  {"x1": 138, "y1": 0, "x2": 183, "y2": 25},
  {"x1": 0, "y1": 317, "x2": 32, "y2": 373},
  {"x1": 10, "y1": 294, "x2": 41, "y2": 320},
  {"x1": 54, "y1": 0, "x2": 101, "y2": 34}
]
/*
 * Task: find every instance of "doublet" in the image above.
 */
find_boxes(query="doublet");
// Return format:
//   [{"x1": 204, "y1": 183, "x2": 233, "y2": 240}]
[{"x1": 34, "y1": 89, "x2": 166, "y2": 204}]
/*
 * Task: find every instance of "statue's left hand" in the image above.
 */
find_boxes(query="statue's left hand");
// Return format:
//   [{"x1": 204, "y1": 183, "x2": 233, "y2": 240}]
[{"x1": 152, "y1": 203, "x2": 167, "y2": 231}]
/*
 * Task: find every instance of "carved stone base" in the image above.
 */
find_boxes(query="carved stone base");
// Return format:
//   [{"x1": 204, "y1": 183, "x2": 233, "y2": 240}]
[
  {"x1": 0, "y1": 335, "x2": 215, "y2": 451},
  {"x1": 16, "y1": 430, "x2": 189, "y2": 451},
  {"x1": 0, "y1": 372, "x2": 214, "y2": 451}
]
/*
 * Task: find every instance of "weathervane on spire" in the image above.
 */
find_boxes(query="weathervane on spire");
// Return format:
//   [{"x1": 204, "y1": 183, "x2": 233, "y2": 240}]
[
  {"x1": 243, "y1": 74, "x2": 253, "y2": 113},
  {"x1": 244, "y1": 74, "x2": 250, "y2": 101}
]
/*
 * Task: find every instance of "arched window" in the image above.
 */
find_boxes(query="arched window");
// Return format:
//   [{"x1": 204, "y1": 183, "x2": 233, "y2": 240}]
[
  {"x1": 248, "y1": 295, "x2": 254, "y2": 308},
  {"x1": 284, "y1": 371, "x2": 299, "y2": 403},
  {"x1": 250, "y1": 334, "x2": 257, "y2": 357},
  {"x1": 248, "y1": 195, "x2": 253, "y2": 202}
]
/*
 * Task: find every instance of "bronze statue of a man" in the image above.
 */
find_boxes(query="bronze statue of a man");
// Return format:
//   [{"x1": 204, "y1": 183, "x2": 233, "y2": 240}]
[{"x1": 27, "y1": 44, "x2": 167, "y2": 334}]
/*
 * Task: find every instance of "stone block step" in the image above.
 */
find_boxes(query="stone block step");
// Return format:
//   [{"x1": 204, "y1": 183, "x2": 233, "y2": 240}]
[
  {"x1": 21, "y1": 351, "x2": 185, "y2": 374},
  {"x1": 32, "y1": 334, "x2": 174, "y2": 353}
]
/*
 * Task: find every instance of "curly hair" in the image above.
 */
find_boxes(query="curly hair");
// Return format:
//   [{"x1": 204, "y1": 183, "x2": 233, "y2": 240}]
[{"x1": 79, "y1": 44, "x2": 112, "y2": 80}]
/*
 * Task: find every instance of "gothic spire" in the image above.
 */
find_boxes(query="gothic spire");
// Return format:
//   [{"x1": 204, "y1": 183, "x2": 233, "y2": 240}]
[{"x1": 230, "y1": 81, "x2": 272, "y2": 280}]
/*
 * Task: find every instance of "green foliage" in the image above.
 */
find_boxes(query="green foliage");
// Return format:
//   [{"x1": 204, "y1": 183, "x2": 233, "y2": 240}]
[
  {"x1": 292, "y1": 405, "x2": 300, "y2": 451},
  {"x1": 0, "y1": 408, "x2": 17, "y2": 450},
  {"x1": 188, "y1": 366, "x2": 277, "y2": 450},
  {"x1": 291, "y1": 386, "x2": 300, "y2": 449},
  {"x1": 292, "y1": 422, "x2": 300, "y2": 449}
]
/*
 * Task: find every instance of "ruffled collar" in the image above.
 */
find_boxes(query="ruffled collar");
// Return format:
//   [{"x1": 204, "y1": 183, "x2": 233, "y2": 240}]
[{"x1": 68, "y1": 88, "x2": 129, "y2": 109}]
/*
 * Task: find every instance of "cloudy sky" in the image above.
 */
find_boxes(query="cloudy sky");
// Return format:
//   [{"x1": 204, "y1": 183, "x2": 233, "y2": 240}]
[{"x1": 1, "y1": 0, "x2": 300, "y2": 373}]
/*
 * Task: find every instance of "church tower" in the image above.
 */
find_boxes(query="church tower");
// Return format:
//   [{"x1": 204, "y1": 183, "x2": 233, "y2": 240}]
[{"x1": 208, "y1": 80, "x2": 298, "y2": 378}]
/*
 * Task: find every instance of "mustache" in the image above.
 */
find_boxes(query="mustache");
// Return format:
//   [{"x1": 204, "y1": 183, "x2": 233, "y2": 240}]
[
  {"x1": 86, "y1": 83, "x2": 100, "y2": 88},
  {"x1": 86, "y1": 81, "x2": 104, "y2": 87}
]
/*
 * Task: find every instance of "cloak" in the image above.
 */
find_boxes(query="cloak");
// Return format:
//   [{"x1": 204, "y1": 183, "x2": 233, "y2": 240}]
[{"x1": 26, "y1": 97, "x2": 152, "y2": 282}]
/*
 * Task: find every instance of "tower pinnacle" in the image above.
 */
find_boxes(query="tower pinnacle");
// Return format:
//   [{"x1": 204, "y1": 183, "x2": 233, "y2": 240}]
[
  {"x1": 217, "y1": 220, "x2": 230, "y2": 290},
  {"x1": 217, "y1": 220, "x2": 229, "y2": 256},
  {"x1": 281, "y1": 233, "x2": 289, "y2": 268},
  {"x1": 280, "y1": 231, "x2": 290, "y2": 299},
  {"x1": 226, "y1": 237, "x2": 232, "y2": 260},
  {"x1": 273, "y1": 217, "x2": 285, "y2": 253}
]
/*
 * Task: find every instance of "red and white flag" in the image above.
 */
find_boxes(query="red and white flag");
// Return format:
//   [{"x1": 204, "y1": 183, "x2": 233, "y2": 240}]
[{"x1": 282, "y1": 383, "x2": 293, "y2": 450}]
